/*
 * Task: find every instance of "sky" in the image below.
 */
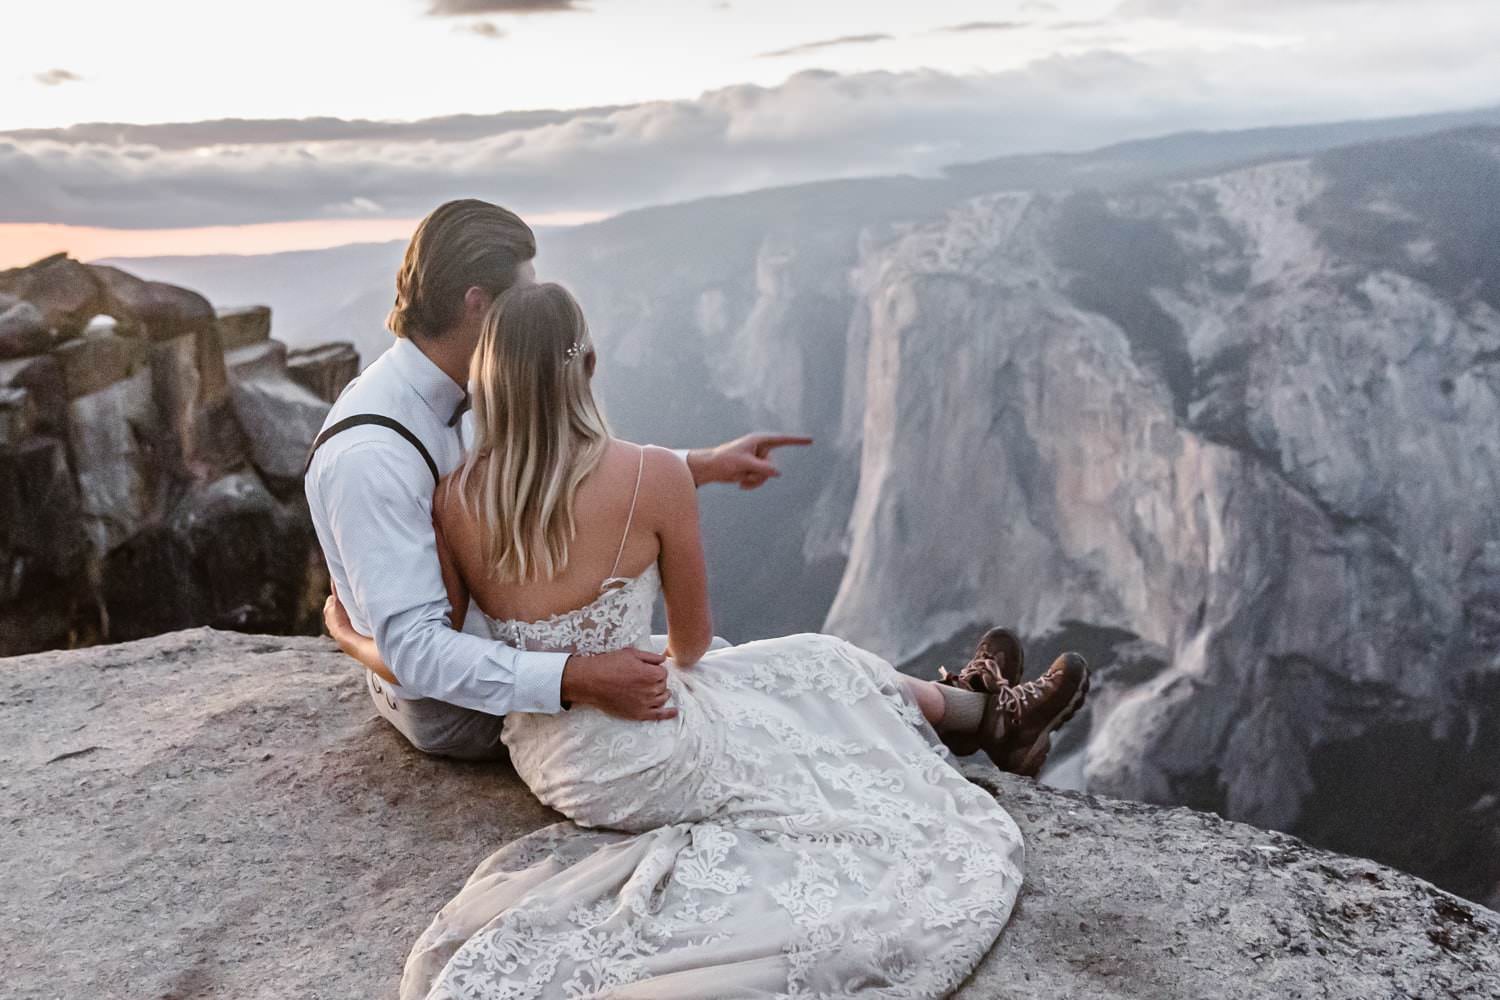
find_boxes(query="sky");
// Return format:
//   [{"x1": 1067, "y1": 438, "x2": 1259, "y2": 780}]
[{"x1": 3, "y1": 0, "x2": 1498, "y2": 264}]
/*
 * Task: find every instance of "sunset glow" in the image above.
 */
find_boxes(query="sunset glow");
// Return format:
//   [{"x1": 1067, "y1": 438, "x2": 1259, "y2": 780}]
[{"x1": 0, "y1": 212, "x2": 609, "y2": 268}]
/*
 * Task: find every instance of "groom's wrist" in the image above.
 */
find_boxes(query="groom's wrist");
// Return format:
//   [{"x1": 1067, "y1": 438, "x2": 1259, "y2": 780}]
[
  {"x1": 559, "y1": 655, "x2": 573, "y2": 711},
  {"x1": 559, "y1": 654, "x2": 587, "y2": 711}
]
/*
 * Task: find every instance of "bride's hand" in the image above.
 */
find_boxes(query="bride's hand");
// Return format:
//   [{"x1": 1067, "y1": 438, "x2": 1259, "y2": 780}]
[
  {"x1": 323, "y1": 591, "x2": 401, "y2": 687},
  {"x1": 686, "y1": 433, "x2": 813, "y2": 490}
]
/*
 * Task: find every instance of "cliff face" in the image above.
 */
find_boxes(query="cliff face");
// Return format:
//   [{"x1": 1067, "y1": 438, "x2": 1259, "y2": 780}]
[
  {"x1": 817, "y1": 130, "x2": 1500, "y2": 908},
  {"x1": 0, "y1": 256, "x2": 358, "y2": 654},
  {"x1": 3, "y1": 629, "x2": 1496, "y2": 999}
]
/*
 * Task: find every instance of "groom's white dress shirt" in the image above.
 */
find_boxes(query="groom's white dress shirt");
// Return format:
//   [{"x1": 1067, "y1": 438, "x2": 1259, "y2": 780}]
[{"x1": 305, "y1": 337, "x2": 571, "y2": 715}]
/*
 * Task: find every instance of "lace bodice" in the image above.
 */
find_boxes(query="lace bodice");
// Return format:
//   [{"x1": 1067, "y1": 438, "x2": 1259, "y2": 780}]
[
  {"x1": 480, "y1": 444, "x2": 657, "y2": 655},
  {"x1": 481, "y1": 564, "x2": 660, "y2": 654}
]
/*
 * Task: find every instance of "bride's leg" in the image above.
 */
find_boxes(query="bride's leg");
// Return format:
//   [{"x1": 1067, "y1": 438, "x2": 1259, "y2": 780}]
[
  {"x1": 898, "y1": 673, "x2": 999, "y2": 756},
  {"x1": 899, "y1": 675, "x2": 946, "y2": 725}
]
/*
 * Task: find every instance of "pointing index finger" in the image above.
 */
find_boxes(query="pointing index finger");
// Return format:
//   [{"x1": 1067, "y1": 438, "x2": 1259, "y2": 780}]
[{"x1": 752, "y1": 434, "x2": 814, "y2": 453}]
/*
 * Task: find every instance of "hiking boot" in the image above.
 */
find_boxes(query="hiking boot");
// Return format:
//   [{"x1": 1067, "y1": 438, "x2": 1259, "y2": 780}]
[
  {"x1": 984, "y1": 652, "x2": 1090, "y2": 778},
  {"x1": 937, "y1": 626, "x2": 1025, "y2": 692}
]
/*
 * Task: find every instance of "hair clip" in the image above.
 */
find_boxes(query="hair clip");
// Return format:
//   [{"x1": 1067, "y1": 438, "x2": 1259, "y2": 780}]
[{"x1": 563, "y1": 342, "x2": 585, "y2": 364}]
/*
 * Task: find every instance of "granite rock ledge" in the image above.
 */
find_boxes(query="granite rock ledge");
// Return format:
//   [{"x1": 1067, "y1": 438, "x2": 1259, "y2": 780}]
[{"x1": 1, "y1": 629, "x2": 1495, "y2": 999}]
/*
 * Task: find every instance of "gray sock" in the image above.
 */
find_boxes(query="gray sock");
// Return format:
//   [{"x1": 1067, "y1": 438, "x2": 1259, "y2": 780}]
[{"x1": 935, "y1": 684, "x2": 988, "y2": 736}]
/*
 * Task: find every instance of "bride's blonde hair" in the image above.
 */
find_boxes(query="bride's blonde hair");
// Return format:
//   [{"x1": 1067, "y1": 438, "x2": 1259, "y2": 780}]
[{"x1": 457, "y1": 282, "x2": 610, "y2": 583}]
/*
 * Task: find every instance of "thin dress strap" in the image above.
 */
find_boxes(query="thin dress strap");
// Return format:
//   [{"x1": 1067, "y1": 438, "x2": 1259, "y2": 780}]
[{"x1": 603, "y1": 445, "x2": 646, "y2": 591}]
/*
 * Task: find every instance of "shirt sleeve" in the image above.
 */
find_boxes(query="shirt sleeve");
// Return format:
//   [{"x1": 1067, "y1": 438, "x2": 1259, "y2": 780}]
[{"x1": 315, "y1": 440, "x2": 568, "y2": 715}]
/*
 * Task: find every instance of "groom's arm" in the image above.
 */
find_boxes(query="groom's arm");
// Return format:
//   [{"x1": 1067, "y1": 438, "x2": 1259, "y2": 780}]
[{"x1": 316, "y1": 441, "x2": 569, "y2": 715}]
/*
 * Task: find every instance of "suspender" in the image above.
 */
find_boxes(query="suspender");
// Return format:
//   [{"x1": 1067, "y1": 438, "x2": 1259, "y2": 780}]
[{"x1": 304, "y1": 414, "x2": 440, "y2": 487}]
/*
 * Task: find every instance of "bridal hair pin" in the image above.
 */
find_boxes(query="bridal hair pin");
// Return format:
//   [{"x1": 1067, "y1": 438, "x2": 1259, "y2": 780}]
[{"x1": 563, "y1": 341, "x2": 586, "y2": 364}]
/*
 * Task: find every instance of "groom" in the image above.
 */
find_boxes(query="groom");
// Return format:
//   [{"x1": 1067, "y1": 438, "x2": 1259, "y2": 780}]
[{"x1": 307, "y1": 199, "x2": 811, "y2": 759}]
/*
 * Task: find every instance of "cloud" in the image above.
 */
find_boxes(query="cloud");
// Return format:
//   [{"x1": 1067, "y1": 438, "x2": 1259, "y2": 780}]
[
  {"x1": 0, "y1": 108, "x2": 627, "y2": 149},
  {"x1": 938, "y1": 22, "x2": 1028, "y2": 34},
  {"x1": 426, "y1": 0, "x2": 583, "y2": 14},
  {"x1": 757, "y1": 34, "x2": 893, "y2": 59},
  {"x1": 34, "y1": 68, "x2": 82, "y2": 87},
  {"x1": 4, "y1": 21, "x2": 1500, "y2": 233},
  {"x1": 461, "y1": 20, "x2": 508, "y2": 38},
  {"x1": 1114, "y1": 0, "x2": 1402, "y2": 21}
]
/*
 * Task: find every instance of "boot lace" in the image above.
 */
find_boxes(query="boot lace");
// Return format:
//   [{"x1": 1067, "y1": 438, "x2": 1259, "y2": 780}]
[{"x1": 937, "y1": 655, "x2": 1008, "y2": 694}]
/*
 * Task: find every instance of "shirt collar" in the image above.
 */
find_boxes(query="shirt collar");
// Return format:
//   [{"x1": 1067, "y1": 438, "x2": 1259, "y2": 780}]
[{"x1": 389, "y1": 337, "x2": 467, "y2": 425}]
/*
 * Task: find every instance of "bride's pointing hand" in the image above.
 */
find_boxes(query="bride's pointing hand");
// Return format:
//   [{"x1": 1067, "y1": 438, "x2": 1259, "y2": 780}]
[{"x1": 686, "y1": 433, "x2": 813, "y2": 491}]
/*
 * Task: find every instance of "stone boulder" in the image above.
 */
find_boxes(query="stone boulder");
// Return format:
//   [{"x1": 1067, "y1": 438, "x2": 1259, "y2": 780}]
[
  {"x1": 1, "y1": 629, "x2": 1495, "y2": 999},
  {"x1": 287, "y1": 341, "x2": 360, "y2": 403},
  {"x1": 146, "y1": 319, "x2": 247, "y2": 483},
  {"x1": 0, "y1": 299, "x2": 49, "y2": 359},
  {"x1": 0, "y1": 253, "x2": 107, "y2": 340},
  {"x1": 91, "y1": 264, "x2": 217, "y2": 341},
  {"x1": 0, "y1": 435, "x2": 88, "y2": 650},
  {"x1": 0, "y1": 353, "x2": 67, "y2": 437},
  {"x1": 216, "y1": 304, "x2": 272, "y2": 351},
  {"x1": 225, "y1": 340, "x2": 336, "y2": 492},
  {"x1": 93, "y1": 473, "x2": 323, "y2": 642},
  {"x1": 0, "y1": 385, "x2": 34, "y2": 445}
]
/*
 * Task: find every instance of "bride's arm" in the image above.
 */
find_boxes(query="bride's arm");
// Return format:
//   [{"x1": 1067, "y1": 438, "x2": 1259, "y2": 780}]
[
  {"x1": 651, "y1": 447, "x2": 713, "y2": 666},
  {"x1": 432, "y1": 479, "x2": 470, "y2": 632},
  {"x1": 324, "y1": 584, "x2": 399, "y2": 684},
  {"x1": 324, "y1": 480, "x2": 471, "y2": 680}
]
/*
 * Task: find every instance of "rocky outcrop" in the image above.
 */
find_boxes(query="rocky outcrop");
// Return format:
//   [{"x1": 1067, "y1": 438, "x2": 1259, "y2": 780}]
[
  {"x1": 1, "y1": 629, "x2": 1495, "y2": 999},
  {"x1": 0, "y1": 257, "x2": 352, "y2": 654}
]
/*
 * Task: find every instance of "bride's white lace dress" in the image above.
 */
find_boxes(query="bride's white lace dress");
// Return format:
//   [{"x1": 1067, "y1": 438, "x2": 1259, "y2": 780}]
[{"x1": 401, "y1": 564, "x2": 1024, "y2": 999}]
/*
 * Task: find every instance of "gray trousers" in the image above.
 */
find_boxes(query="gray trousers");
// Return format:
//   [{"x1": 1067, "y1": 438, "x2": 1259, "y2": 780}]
[{"x1": 367, "y1": 635, "x2": 730, "y2": 761}]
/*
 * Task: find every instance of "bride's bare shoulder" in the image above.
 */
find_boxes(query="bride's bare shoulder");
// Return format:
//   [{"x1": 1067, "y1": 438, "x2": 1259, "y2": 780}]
[{"x1": 631, "y1": 443, "x2": 696, "y2": 523}]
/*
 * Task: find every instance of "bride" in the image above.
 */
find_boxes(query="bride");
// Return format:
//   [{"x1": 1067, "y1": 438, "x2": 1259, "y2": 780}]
[{"x1": 339, "y1": 282, "x2": 1089, "y2": 998}]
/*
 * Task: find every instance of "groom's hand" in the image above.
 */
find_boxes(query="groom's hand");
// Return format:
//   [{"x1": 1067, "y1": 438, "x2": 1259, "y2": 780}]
[
  {"x1": 561, "y1": 648, "x2": 676, "y2": 721},
  {"x1": 686, "y1": 432, "x2": 813, "y2": 490}
]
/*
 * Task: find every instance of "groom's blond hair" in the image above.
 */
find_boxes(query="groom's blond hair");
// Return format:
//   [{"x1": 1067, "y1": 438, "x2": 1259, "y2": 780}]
[{"x1": 388, "y1": 199, "x2": 536, "y2": 340}]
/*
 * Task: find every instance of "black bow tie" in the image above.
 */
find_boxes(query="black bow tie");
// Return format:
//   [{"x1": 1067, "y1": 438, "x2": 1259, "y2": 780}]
[{"x1": 448, "y1": 392, "x2": 471, "y2": 428}]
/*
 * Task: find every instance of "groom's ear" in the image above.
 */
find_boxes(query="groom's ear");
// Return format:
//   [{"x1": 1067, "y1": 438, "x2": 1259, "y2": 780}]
[{"x1": 463, "y1": 286, "x2": 493, "y2": 319}]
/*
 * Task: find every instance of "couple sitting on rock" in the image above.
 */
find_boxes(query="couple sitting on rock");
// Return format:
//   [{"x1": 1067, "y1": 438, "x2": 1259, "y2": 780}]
[{"x1": 307, "y1": 198, "x2": 1091, "y2": 999}]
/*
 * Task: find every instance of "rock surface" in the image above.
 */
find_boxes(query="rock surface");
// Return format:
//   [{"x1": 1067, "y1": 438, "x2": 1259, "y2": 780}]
[
  {"x1": 1, "y1": 629, "x2": 1496, "y2": 999},
  {"x1": 0, "y1": 258, "x2": 352, "y2": 655}
]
